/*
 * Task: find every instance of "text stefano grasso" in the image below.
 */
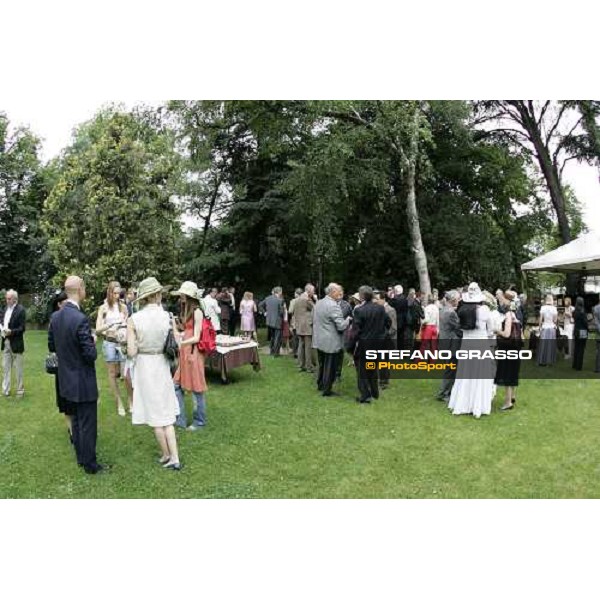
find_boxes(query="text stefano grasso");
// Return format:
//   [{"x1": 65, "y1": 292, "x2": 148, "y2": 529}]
[{"x1": 364, "y1": 349, "x2": 533, "y2": 361}]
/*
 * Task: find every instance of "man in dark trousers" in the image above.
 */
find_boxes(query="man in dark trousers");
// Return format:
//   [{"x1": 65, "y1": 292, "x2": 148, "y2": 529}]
[
  {"x1": 353, "y1": 286, "x2": 391, "y2": 404},
  {"x1": 436, "y1": 290, "x2": 463, "y2": 401},
  {"x1": 375, "y1": 291, "x2": 397, "y2": 389},
  {"x1": 228, "y1": 286, "x2": 237, "y2": 336},
  {"x1": 388, "y1": 284, "x2": 408, "y2": 351},
  {"x1": 1, "y1": 289, "x2": 27, "y2": 398},
  {"x1": 49, "y1": 275, "x2": 106, "y2": 475},
  {"x1": 312, "y1": 283, "x2": 350, "y2": 396},
  {"x1": 259, "y1": 286, "x2": 285, "y2": 355},
  {"x1": 593, "y1": 297, "x2": 600, "y2": 373}
]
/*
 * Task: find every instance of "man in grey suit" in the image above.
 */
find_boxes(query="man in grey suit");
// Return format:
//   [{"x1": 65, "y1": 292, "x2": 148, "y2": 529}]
[
  {"x1": 312, "y1": 283, "x2": 350, "y2": 396},
  {"x1": 259, "y1": 287, "x2": 285, "y2": 356},
  {"x1": 437, "y1": 289, "x2": 463, "y2": 401},
  {"x1": 294, "y1": 283, "x2": 317, "y2": 373},
  {"x1": 593, "y1": 298, "x2": 600, "y2": 373}
]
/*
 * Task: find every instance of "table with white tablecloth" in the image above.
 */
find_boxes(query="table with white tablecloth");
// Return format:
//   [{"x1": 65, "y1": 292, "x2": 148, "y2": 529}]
[{"x1": 205, "y1": 340, "x2": 261, "y2": 383}]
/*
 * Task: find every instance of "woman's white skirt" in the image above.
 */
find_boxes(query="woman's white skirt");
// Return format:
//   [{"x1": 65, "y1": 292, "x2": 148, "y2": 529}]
[{"x1": 131, "y1": 354, "x2": 180, "y2": 427}]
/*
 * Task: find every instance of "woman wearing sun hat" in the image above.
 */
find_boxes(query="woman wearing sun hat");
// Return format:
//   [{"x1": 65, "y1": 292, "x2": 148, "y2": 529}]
[
  {"x1": 127, "y1": 277, "x2": 181, "y2": 470},
  {"x1": 170, "y1": 281, "x2": 208, "y2": 431},
  {"x1": 448, "y1": 282, "x2": 496, "y2": 419}
]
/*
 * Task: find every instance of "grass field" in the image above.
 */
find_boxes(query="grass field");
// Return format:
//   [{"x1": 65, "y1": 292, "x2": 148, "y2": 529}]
[{"x1": 1, "y1": 330, "x2": 600, "y2": 498}]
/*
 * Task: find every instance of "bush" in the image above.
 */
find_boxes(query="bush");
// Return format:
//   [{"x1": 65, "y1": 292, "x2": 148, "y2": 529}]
[{"x1": 27, "y1": 286, "x2": 63, "y2": 325}]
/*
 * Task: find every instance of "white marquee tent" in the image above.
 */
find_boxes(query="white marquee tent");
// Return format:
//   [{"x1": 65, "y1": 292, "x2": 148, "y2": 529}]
[{"x1": 521, "y1": 232, "x2": 600, "y2": 275}]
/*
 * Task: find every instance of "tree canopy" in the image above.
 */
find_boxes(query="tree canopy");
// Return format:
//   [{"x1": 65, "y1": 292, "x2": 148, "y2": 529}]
[{"x1": 1, "y1": 100, "x2": 597, "y2": 314}]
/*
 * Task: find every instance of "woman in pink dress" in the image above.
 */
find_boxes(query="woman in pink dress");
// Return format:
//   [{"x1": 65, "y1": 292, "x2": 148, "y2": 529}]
[
  {"x1": 170, "y1": 281, "x2": 208, "y2": 433},
  {"x1": 240, "y1": 291, "x2": 257, "y2": 339}
]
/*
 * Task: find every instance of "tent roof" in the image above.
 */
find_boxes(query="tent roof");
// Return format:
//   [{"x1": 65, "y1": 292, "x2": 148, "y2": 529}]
[{"x1": 521, "y1": 232, "x2": 600, "y2": 274}]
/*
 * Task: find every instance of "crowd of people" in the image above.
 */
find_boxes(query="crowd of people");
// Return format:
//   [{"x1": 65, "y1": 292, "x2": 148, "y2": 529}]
[
  {"x1": 1, "y1": 276, "x2": 600, "y2": 475},
  {"x1": 45, "y1": 276, "x2": 214, "y2": 474},
  {"x1": 252, "y1": 281, "x2": 600, "y2": 417}
]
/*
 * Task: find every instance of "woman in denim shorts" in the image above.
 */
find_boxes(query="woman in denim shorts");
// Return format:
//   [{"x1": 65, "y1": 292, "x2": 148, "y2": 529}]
[{"x1": 95, "y1": 281, "x2": 131, "y2": 416}]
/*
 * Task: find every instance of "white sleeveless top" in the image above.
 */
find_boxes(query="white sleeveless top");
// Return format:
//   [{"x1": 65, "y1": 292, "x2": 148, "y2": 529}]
[
  {"x1": 131, "y1": 304, "x2": 170, "y2": 353},
  {"x1": 540, "y1": 304, "x2": 557, "y2": 329},
  {"x1": 102, "y1": 302, "x2": 125, "y2": 327}
]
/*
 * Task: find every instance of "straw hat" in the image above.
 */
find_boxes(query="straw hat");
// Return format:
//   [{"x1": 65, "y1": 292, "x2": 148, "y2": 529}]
[
  {"x1": 462, "y1": 282, "x2": 484, "y2": 303},
  {"x1": 135, "y1": 277, "x2": 163, "y2": 303},
  {"x1": 170, "y1": 281, "x2": 202, "y2": 301}
]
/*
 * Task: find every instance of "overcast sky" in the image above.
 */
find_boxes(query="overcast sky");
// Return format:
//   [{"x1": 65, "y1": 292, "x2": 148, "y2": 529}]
[{"x1": 3, "y1": 98, "x2": 599, "y2": 233}]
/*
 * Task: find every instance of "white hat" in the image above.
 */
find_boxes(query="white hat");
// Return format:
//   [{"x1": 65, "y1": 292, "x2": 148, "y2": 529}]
[
  {"x1": 170, "y1": 281, "x2": 202, "y2": 301},
  {"x1": 462, "y1": 282, "x2": 484, "y2": 303},
  {"x1": 394, "y1": 284, "x2": 403, "y2": 295}
]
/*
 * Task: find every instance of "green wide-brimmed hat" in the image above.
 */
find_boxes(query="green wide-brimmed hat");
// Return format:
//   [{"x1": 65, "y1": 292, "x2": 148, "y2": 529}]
[
  {"x1": 135, "y1": 277, "x2": 164, "y2": 303},
  {"x1": 170, "y1": 280, "x2": 203, "y2": 301}
]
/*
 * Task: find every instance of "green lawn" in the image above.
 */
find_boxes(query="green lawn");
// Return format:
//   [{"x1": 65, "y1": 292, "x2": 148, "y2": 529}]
[{"x1": 1, "y1": 330, "x2": 600, "y2": 498}]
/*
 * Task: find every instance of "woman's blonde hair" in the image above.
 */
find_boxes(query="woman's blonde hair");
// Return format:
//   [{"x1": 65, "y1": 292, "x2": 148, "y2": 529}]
[
  {"x1": 545, "y1": 294, "x2": 554, "y2": 305},
  {"x1": 138, "y1": 292, "x2": 161, "y2": 308},
  {"x1": 243, "y1": 291, "x2": 253, "y2": 301}
]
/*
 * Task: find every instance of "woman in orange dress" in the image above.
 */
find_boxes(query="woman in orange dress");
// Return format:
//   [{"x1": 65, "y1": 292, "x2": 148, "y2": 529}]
[{"x1": 171, "y1": 281, "x2": 208, "y2": 431}]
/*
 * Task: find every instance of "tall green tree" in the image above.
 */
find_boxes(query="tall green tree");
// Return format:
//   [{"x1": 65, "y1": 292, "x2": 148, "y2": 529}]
[
  {"x1": 0, "y1": 112, "x2": 52, "y2": 292},
  {"x1": 563, "y1": 101, "x2": 600, "y2": 175},
  {"x1": 42, "y1": 108, "x2": 183, "y2": 303},
  {"x1": 475, "y1": 101, "x2": 585, "y2": 246},
  {"x1": 169, "y1": 101, "x2": 313, "y2": 293},
  {"x1": 323, "y1": 101, "x2": 434, "y2": 295}
]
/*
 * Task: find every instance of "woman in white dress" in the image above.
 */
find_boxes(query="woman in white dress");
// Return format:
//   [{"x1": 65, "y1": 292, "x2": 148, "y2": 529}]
[
  {"x1": 449, "y1": 282, "x2": 496, "y2": 419},
  {"x1": 537, "y1": 294, "x2": 558, "y2": 366},
  {"x1": 127, "y1": 277, "x2": 181, "y2": 470},
  {"x1": 563, "y1": 297, "x2": 574, "y2": 359}
]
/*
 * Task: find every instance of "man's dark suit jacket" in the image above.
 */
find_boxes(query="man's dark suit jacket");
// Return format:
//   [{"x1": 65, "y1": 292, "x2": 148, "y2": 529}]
[
  {"x1": 354, "y1": 301, "x2": 391, "y2": 341},
  {"x1": 389, "y1": 295, "x2": 408, "y2": 331},
  {"x1": 0, "y1": 304, "x2": 26, "y2": 353},
  {"x1": 48, "y1": 302, "x2": 98, "y2": 403}
]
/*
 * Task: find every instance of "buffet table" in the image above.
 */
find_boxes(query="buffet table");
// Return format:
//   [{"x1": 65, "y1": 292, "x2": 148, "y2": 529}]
[{"x1": 205, "y1": 339, "x2": 261, "y2": 383}]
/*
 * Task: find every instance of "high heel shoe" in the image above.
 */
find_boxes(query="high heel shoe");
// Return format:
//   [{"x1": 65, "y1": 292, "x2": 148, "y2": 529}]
[
  {"x1": 157, "y1": 456, "x2": 171, "y2": 465},
  {"x1": 500, "y1": 404, "x2": 514, "y2": 411}
]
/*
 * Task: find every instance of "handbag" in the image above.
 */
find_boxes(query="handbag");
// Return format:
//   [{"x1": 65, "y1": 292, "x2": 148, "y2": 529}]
[
  {"x1": 163, "y1": 328, "x2": 179, "y2": 361},
  {"x1": 45, "y1": 353, "x2": 58, "y2": 375},
  {"x1": 343, "y1": 321, "x2": 358, "y2": 353}
]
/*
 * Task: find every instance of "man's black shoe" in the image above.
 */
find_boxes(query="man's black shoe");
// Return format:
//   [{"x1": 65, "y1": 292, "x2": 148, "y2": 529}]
[{"x1": 84, "y1": 463, "x2": 110, "y2": 475}]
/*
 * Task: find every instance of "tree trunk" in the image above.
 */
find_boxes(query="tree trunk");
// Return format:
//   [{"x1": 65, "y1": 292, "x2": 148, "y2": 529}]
[
  {"x1": 516, "y1": 104, "x2": 578, "y2": 296},
  {"x1": 198, "y1": 174, "x2": 222, "y2": 256},
  {"x1": 402, "y1": 107, "x2": 431, "y2": 297},
  {"x1": 519, "y1": 109, "x2": 571, "y2": 246}
]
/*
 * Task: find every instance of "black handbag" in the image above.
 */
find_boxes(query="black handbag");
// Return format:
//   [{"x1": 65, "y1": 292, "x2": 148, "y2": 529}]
[
  {"x1": 163, "y1": 329, "x2": 179, "y2": 362},
  {"x1": 45, "y1": 353, "x2": 58, "y2": 375}
]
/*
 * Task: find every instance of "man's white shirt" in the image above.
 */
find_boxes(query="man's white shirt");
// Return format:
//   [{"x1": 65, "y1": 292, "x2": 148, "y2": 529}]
[{"x1": 204, "y1": 295, "x2": 221, "y2": 331}]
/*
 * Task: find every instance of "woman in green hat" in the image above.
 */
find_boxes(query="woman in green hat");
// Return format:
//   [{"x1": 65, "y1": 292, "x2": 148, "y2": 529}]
[
  {"x1": 171, "y1": 281, "x2": 208, "y2": 431},
  {"x1": 127, "y1": 277, "x2": 181, "y2": 469}
]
